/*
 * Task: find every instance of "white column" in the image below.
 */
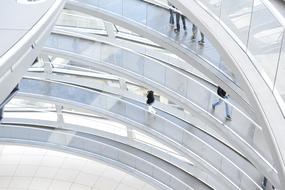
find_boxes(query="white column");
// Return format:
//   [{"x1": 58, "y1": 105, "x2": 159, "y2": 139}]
[
  {"x1": 42, "y1": 56, "x2": 53, "y2": 79},
  {"x1": 104, "y1": 21, "x2": 116, "y2": 39},
  {"x1": 56, "y1": 105, "x2": 64, "y2": 128}
]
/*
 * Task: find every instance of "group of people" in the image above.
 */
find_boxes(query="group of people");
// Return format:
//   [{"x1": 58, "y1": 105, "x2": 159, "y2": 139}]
[
  {"x1": 146, "y1": 86, "x2": 232, "y2": 121},
  {"x1": 168, "y1": 1, "x2": 205, "y2": 45}
]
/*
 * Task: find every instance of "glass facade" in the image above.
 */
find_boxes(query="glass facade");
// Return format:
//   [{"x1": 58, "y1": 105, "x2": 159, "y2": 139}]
[{"x1": 197, "y1": 0, "x2": 285, "y2": 114}]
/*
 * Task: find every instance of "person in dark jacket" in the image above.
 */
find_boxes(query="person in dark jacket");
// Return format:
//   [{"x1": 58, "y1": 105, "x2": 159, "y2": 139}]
[
  {"x1": 212, "y1": 86, "x2": 231, "y2": 120},
  {"x1": 146, "y1": 90, "x2": 156, "y2": 114}
]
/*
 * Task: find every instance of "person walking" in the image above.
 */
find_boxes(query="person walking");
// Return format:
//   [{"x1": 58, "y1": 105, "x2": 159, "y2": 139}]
[
  {"x1": 212, "y1": 86, "x2": 231, "y2": 120},
  {"x1": 168, "y1": 1, "x2": 175, "y2": 26},
  {"x1": 146, "y1": 90, "x2": 156, "y2": 114},
  {"x1": 174, "y1": 11, "x2": 186, "y2": 32}
]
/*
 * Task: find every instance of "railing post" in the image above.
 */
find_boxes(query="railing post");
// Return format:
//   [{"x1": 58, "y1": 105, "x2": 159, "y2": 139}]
[
  {"x1": 0, "y1": 107, "x2": 3, "y2": 122},
  {"x1": 56, "y1": 105, "x2": 64, "y2": 128},
  {"x1": 245, "y1": 0, "x2": 255, "y2": 51},
  {"x1": 273, "y1": 30, "x2": 285, "y2": 90}
]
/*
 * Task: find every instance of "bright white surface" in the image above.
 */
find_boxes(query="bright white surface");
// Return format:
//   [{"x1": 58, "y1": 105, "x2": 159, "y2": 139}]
[
  {"x1": 0, "y1": 144, "x2": 157, "y2": 190},
  {"x1": 0, "y1": 0, "x2": 55, "y2": 56},
  {"x1": 4, "y1": 97, "x2": 189, "y2": 164},
  {"x1": 0, "y1": 30, "x2": 27, "y2": 57},
  {"x1": 63, "y1": 113, "x2": 128, "y2": 137},
  {"x1": 4, "y1": 111, "x2": 57, "y2": 122},
  {"x1": 3, "y1": 110, "x2": 189, "y2": 164}
]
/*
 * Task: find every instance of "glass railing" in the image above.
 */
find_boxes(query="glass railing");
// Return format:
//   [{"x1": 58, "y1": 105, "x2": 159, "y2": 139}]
[
  {"x1": 66, "y1": 0, "x2": 285, "y2": 114},
  {"x1": 56, "y1": 9, "x2": 217, "y2": 87},
  {"x1": 29, "y1": 61, "x2": 207, "y2": 127},
  {"x1": 57, "y1": 10, "x2": 107, "y2": 32},
  {"x1": 45, "y1": 35, "x2": 275, "y2": 187},
  {"x1": 28, "y1": 62, "x2": 247, "y2": 157},
  {"x1": 69, "y1": 0, "x2": 238, "y2": 87},
  {"x1": 16, "y1": 78, "x2": 264, "y2": 189},
  {"x1": 0, "y1": 125, "x2": 195, "y2": 190},
  {"x1": 4, "y1": 104, "x2": 193, "y2": 167},
  {"x1": 4, "y1": 111, "x2": 57, "y2": 122},
  {"x1": 193, "y1": 0, "x2": 285, "y2": 115},
  {"x1": 28, "y1": 62, "x2": 178, "y2": 107},
  {"x1": 46, "y1": 33, "x2": 263, "y2": 149},
  {"x1": 24, "y1": 61, "x2": 262, "y2": 178}
]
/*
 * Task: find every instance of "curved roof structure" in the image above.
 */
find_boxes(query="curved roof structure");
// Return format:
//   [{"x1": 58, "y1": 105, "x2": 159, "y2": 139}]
[
  {"x1": 1, "y1": 0, "x2": 285, "y2": 189},
  {"x1": 0, "y1": 144, "x2": 157, "y2": 190}
]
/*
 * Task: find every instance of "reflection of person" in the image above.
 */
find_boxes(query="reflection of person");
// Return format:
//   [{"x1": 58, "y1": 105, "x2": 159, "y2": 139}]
[
  {"x1": 191, "y1": 24, "x2": 205, "y2": 45},
  {"x1": 146, "y1": 90, "x2": 156, "y2": 114},
  {"x1": 191, "y1": 24, "x2": 197, "y2": 40},
  {"x1": 212, "y1": 86, "x2": 231, "y2": 120},
  {"x1": 198, "y1": 32, "x2": 205, "y2": 45},
  {"x1": 168, "y1": 1, "x2": 174, "y2": 26}
]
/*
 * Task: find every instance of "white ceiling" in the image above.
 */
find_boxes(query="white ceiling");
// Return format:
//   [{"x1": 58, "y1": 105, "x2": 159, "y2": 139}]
[
  {"x1": 0, "y1": 0, "x2": 55, "y2": 57},
  {"x1": 0, "y1": 144, "x2": 157, "y2": 190}
]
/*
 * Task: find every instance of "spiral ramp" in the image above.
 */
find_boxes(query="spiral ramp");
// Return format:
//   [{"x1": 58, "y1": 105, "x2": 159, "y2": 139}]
[{"x1": 0, "y1": 0, "x2": 285, "y2": 189}]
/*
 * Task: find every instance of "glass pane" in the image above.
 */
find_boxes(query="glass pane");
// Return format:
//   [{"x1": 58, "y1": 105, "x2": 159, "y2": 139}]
[
  {"x1": 100, "y1": 43, "x2": 123, "y2": 66},
  {"x1": 6, "y1": 98, "x2": 55, "y2": 110},
  {"x1": 198, "y1": 0, "x2": 222, "y2": 17},
  {"x1": 275, "y1": 32, "x2": 285, "y2": 111},
  {"x1": 123, "y1": 0, "x2": 147, "y2": 24},
  {"x1": 57, "y1": 10, "x2": 105, "y2": 30},
  {"x1": 98, "y1": 0, "x2": 123, "y2": 15},
  {"x1": 220, "y1": 0, "x2": 253, "y2": 45},
  {"x1": 247, "y1": 0, "x2": 283, "y2": 87},
  {"x1": 115, "y1": 25, "x2": 141, "y2": 36},
  {"x1": 146, "y1": 2, "x2": 169, "y2": 34},
  {"x1": 63, "y1": 113, "x2": 128, "y2": 136},
  {"x1": 82, "y1": 0, "x2": 98, "y2": 6},
  {"x1": 122, "y1": 50, "x2": 145, "y2": 75}
]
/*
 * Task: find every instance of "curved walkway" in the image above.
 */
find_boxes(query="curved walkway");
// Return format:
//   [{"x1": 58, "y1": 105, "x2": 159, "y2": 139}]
[
  {"x1": 23, "y1": 70, "x2": 262, "y2": 186},
  {"x1": 65, "y1": 0, "x2": 253, "y2": 114},
  {"x1": 171, "y1": 0, "x2": 285, "y2": 187},
  {"x1": 14, "y1": 78, "x2": 267, "y2": 189},
  {"x1": 42, "y1": 32, "x2": 278, "y2": 182},
  {"x1": 53, "y1": 27, "x2": 220, "y2": 103}
]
